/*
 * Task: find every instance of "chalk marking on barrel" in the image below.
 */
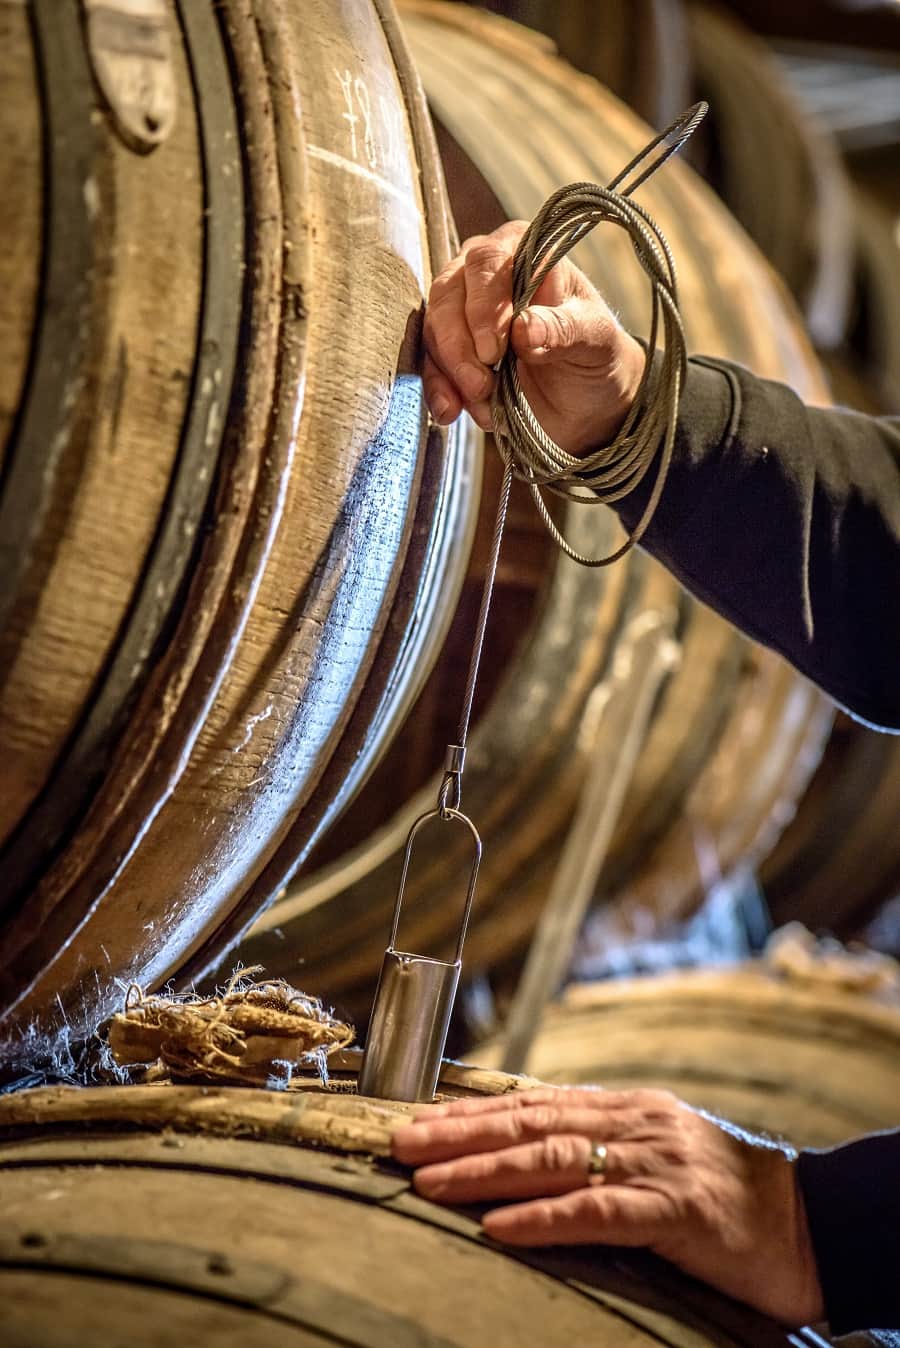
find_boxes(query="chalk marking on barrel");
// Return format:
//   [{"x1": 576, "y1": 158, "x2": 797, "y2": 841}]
[{"x1": 307, "y1": 145, "x2": 418, "y2": 212}]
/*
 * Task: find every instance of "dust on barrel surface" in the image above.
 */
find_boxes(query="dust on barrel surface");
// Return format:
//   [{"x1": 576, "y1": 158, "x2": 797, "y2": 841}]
[
  {"x1": 470, "y1": 963, "x2": 900, "y2": 1149},
  {"x1": 0, "y1": 0, "x2": 477, "y2": 1068},
  {"x1": 236, "y1": 0, "x2": 834, "y2": 1022},
  {"x1": 0, "y1": 1071, "x2": 853, "y2": 1347}
]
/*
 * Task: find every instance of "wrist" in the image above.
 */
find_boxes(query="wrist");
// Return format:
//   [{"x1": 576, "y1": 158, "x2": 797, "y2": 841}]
[{"x1": 760, "y1": 1150, "x2": 826, "y2": 1326}]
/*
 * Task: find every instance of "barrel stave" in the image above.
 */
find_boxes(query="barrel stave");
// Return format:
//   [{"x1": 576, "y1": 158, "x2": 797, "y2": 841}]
[
  {"x1": 0, "y1": 0, "x2": 204, "y2": 852},
  {"x1": 0, "y1": 1078, "x2": 845, "y2": 1347}
]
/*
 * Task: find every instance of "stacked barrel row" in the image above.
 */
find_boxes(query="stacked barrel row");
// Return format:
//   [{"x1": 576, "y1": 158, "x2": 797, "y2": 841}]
[
  {"x1": 3, "y1": 0, "x2": 893, "y2": 1078},
  {"x1": 0, "y1": 0, "x2": 478, "y2": 1069}
]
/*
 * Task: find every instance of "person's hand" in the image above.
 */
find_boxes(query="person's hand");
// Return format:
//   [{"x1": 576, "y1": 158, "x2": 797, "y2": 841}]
[
  {"x1": 392, "y1": 1086, "x2": 825, "y2": 1327},
  {"x1": 424, "y1": 220, "x2": 646, "y2": 454}
]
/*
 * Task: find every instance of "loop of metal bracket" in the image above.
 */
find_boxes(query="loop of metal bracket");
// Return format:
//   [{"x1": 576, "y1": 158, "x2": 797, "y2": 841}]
[
  {"x1": 437, "y1": 743, "x2": 466, "y2": 817},
  {"x1": 389, "y1": 806, "x2": 481, "y2": 964}
]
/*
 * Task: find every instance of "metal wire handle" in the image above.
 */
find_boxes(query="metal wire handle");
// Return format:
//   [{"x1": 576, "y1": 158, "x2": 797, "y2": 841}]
[{"x1": 388, "y1": 806, "x2": 482, "y2": 964}]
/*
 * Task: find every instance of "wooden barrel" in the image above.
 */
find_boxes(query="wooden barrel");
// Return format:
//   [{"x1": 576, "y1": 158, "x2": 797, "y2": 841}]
[
  {"x1": 761, "y1": 715, "x2": 900, "y2": 942},
  {"x1": 475, "y1": 0, "x2": 693, "y2": 129},
  {"x1": 0, "y1": 1069, "x2": 861, "y2": 1347},
  {"x1": 471, "y1": 963, "x2": 900, "y2": 1149},
  {"x1": 235, "y1": 1, "x2": 833, "y2": 1023},
  {"x1": 847, "y1": 184, "x2": 900, "y2": 413},
  {"x1": 703, "y1": 0, "x2": 900, "y2": 53},
  {"x1": 685, "y1": 2, "x2": 854, "y2": 349},
  {"x1": 0, "y1": 0, "x2": 478, "y2": 1070}
]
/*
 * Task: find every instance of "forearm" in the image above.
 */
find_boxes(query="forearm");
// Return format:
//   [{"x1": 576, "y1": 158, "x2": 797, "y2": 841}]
[{"x1": 614, "y1": 356, "x2": 900, "y2": 731}]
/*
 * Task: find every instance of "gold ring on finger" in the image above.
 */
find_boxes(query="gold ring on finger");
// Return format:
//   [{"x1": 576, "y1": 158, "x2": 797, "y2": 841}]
[{"x1": 587, "y1": 1141, "x2": 608, "y2": 1180}]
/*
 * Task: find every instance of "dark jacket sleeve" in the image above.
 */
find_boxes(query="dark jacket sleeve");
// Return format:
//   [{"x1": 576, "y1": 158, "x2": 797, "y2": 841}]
[
  {"x1": 797, "y1": 1132, "x2": 900, "y2": 1334},
  {"x1": 613, "y1": 355, "x2": 900, "y2": 732}
]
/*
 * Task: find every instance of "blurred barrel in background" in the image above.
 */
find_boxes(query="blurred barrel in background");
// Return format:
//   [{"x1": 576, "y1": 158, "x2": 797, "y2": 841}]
[
  {"x1": 0, "y1": 0, "x2": 477, "y2": 1072},
  {"x1": 845, "y1": 184, "x2": 900, "y2": 412},
  {"x1": 471, "y1": 960, "x2": 900, "y2": 1148},
  {"x1": 235, "y1": 2, "x2": 834, "y2": 1025},
  {"x1": 469, "y1": 0, "x2": 693, "y2": 129},
  {"x1": 684, "y1": 2, "x2": 855, "y2": 350},
  {"x1": 762, "y1": 717, "x2": 900, "y2": 945}
]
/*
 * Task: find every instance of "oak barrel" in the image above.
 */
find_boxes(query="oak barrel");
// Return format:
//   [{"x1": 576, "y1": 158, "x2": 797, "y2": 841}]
[
  {"x1": 685, "y1": 2, "x2": 854, "y2": 349},
  {"x1": 0, "y1": 0, "x2": 477, "y2": 1068},
  {"x1": 471, "y1": 963, "x2": 900, "y2": 1149},
  {"x1": 236, "y1": 1, "x2": 834, "y2": 1021},
  {"x1": 476, "y1": 0, "x2": 693, "y2": 129},
  {"x1": 847, "y1": 183, "x2": 900, "y2": 413},
  {"x1": 0, "y1": 1069, "x2": 858, "y2": 1347}
]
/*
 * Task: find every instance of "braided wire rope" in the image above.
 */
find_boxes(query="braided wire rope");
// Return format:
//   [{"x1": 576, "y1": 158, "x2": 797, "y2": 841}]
[
  {"x1": 494, "y1": 98, "x2": 708, "y2": 567},
  {"x1": 437, "y1": 102, "x2": 708, "y2": 816}
]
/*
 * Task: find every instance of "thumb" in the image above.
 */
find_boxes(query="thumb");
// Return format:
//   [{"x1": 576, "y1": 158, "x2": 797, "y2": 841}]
[{"x1": 511, "y1": 298, "x2": 620, "y2": 367}]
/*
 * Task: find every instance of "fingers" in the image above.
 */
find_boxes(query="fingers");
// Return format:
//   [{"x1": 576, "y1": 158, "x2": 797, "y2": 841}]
[
  {"x1": 393, "y1": 1101, "x2": 660, "y2": 1167},
  {"x1": 461, "y1": 228, "x2": 521, "y2": 365},
  {"x1": 418, "y1": 1086, "x2": 672, "y2": 1120},
  {"x1": 423, "y1": 353, "x2": 462, "y2": 426},
  {"x1": 511, "y1": 298, "x2": 622, "y2": 369},
  {"x1": 421, "y1": 1088, "x2": 599, "y2": 1120},
  {"x1": 423, "y1": 254, "x2": 493, "y2": 422},
  {"x1": 482, "y1": 1184, "x2": 671, "y2": 1248},
  {"x1": 414, "y1": 1134, "x2": 597, "y2": 1203},
  {"x1": 423, "y1": 220, "x2": 587, "y2": 426}
]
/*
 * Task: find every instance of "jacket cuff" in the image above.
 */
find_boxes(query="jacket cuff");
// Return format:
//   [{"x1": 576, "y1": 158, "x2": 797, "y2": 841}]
[
  {"x1": 797, "y1": 1133, "x2": 900, "y2": 1334},
  {"x1": 614, "y1": 353, "x2": 740, "y2": 539}
]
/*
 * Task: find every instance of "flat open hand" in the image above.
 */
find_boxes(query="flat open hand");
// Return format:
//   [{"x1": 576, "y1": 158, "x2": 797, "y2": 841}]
[{"x1": 392, "y1": 1086, "x2": 824, "y2": 1327}]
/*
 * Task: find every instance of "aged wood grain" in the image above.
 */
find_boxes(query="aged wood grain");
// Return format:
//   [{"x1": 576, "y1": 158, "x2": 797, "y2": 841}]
[
  {"x1": 0, "y1": 0, "x2": 474, "y2": 1069},
  {"x1": 0, "y1": 3, "x2": 42, "y2": 476},
  {"x1": 0, "y1": 0, "x2": 203, "y2": 850},
  {"x1": 0, "y1": 1071, "x2": 850, "y2": 1347}
]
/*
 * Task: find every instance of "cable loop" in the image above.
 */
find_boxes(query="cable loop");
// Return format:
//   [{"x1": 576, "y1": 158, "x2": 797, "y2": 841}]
[
  {"x1": 491, "y1": 102, "x2": 708, "y2": 568},
  {"x1": 438, "y1": 770, "x2": 461, "y2": 818}
]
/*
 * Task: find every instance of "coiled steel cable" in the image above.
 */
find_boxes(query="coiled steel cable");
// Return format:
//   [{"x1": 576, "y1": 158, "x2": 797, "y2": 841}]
[
  {"x1": 438, "y1": 101, "x2": 708, "y2": 815},
  {"x1": 493, "y1": 99, "x2": 708, "y2": 568}
]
